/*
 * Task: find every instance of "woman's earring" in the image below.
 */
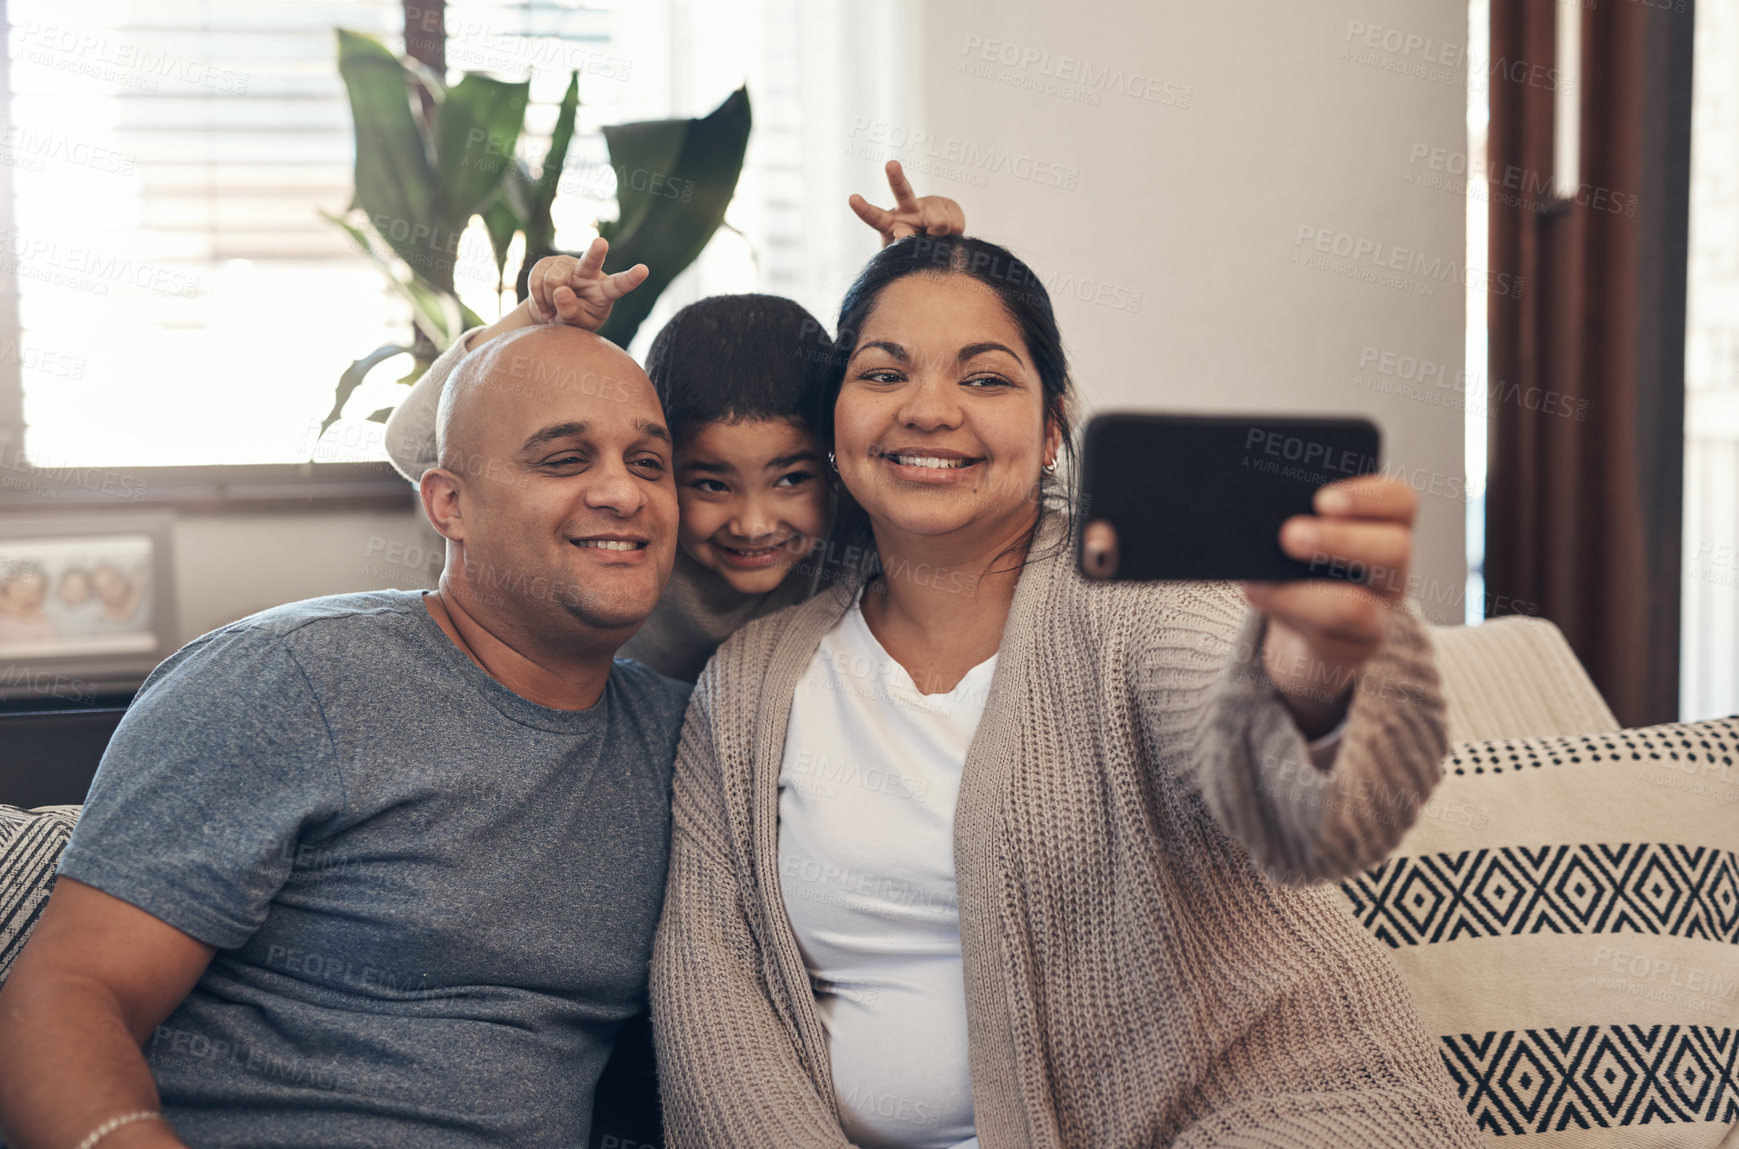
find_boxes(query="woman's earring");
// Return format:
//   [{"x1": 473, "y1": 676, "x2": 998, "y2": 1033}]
[
  {"x1": 1041, "y1": 458, "x2": 1057, "y2": 474},
  {"x1": 827, "y1": 451, "x2": 838, "y2": 472}
]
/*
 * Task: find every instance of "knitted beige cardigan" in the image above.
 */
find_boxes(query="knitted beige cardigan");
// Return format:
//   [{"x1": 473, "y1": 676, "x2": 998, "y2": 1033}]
[{"x1": 649, "y1": 516, "x2": 1484, "y2": 1148}]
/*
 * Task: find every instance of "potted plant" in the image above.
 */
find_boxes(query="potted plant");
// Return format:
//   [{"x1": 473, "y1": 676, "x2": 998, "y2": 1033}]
[{"x1": 319, "y1": 29, "x2": 750, "y2": 439}]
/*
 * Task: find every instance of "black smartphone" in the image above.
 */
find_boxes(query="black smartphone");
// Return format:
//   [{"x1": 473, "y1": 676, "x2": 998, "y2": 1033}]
[{"x1": 1076, "y1": 412, "x2": 1381, "y2": 581}]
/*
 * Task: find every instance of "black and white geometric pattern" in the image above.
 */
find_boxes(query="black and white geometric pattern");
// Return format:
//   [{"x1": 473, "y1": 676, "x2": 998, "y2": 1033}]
[
  {"x1": 0, "y1": 804, "x2": 79, "y2": 984},
  {"x1": 1340, "y1": 844, "x2": 1739, "y2": 948},
  {"x1": 1439, "y1": 1025, "x2": 1739, "y2": 1135}
]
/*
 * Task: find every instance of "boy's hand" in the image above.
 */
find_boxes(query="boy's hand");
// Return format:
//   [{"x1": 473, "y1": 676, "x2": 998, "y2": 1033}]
[
  {"x1": 849, "y1": 160, "x2": 967, "y2": 247},
  {"x1": 526, "y1": 236, "x2": 650, "y2": 331}
]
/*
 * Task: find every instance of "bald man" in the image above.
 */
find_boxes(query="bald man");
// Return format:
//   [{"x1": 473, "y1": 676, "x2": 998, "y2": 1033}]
[{"x1": 0, "y1": 327, "x2": 691, "y2": 1149}]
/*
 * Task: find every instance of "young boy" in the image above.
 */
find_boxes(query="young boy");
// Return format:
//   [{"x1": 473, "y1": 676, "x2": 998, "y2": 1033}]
[{"x1": 385, "y1": 162, "x2": 964, "y2": 680}]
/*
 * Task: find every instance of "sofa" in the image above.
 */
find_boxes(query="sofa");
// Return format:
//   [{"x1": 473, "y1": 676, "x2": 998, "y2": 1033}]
[
  {"x1": 1429, "y1": 615, "x2": 1621, "y2": 743},
  {"x1": 1357, "y1": 617, "x2": 1737, "y2": 1145},
  {"x1": 3, "y1": 616, "x2": 1733, "y2": 1146}
]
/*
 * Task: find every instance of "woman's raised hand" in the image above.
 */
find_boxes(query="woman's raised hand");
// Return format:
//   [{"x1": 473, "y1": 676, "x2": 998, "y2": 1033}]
[
  {"x1": 1242, "y1": 475, "x2": 1420, "y2": 737},
  {"x1": 525, "y1": 237, "x2": 650, "y2": 330},
  {"x1": 849, "y1": 160, "x2": 967, "y2": 247}
]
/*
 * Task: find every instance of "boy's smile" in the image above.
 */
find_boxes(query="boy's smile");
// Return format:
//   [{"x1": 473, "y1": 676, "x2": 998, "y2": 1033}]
[{"x1": 676, "y1": 418, "x2": 831, "y2": 596}]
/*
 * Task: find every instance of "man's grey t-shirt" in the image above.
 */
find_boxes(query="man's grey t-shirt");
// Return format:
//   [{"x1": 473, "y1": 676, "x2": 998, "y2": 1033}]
[{"x1": 58, "y1": 590, "x2": 691, "y2": 1147}]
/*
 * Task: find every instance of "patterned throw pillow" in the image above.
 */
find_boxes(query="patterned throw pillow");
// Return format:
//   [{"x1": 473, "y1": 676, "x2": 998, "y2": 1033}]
[
  {"x1": 0, "y1": 804, "x2": 80, "y2": 985},
  {"x1": 1338, "y1": 718, "x2": 1739, "y2": 1144}
]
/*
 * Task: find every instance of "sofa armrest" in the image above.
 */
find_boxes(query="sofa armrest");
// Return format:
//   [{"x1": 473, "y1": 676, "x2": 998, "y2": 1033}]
[{"x1": 1428, "y1": 616, "x2": 1619, "y2": 743}]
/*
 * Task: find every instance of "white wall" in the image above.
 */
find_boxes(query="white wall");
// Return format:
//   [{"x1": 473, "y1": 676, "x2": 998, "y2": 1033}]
[
  {"x1": 866, "y1": 0, "x2": 1470, "y2": 621},
  {"x1": 170, "y1": 507, "x2": 440, "y2": 645}
]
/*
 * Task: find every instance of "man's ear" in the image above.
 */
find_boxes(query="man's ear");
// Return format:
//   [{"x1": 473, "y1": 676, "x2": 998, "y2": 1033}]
[{"x1": 420, "y1": 468, "x2": 467, "y2": 541}]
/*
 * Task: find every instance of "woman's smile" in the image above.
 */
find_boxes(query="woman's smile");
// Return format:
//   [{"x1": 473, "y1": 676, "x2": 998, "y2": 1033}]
[{"x1": 874, "y1": 445, "x2": 986, "y2": 484}]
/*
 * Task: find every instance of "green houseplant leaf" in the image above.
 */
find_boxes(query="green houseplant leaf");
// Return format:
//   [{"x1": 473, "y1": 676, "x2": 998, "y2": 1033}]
[
  {"x1": 326, "y1": 26, "x2": 749, "y2": 437},
  {"x1": 434, "y1": 73, "x2": 531, "y2": 241},
  {"x1": 317, "y1": 342, "x2": 414, "y2": 442},
  {"x1": 595, "y1": 86, "x2": 752, "y2": 347},
  {"x1": 525, "y1": 71, "x2": 580, "y2": 255},
  {"x1": 335, "y1": 31, "x2": 439, "y2": 281},
  {"x1": 480, "y1": 190, "x2": 523, "y2": 293},
  {"x1": 320, "y1": 208, "x2": 480, "y2": 350}
]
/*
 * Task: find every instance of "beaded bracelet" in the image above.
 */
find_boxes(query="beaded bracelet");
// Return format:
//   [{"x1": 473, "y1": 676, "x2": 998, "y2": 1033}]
[{"x1": 72, "y1": 1110, "x2": 163, "y2": 1149}]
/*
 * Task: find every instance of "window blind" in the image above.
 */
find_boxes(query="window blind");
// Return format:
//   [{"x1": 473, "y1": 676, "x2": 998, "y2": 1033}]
[{"x1": 4, "y1": 0, "x2": 641, "y2": 467}]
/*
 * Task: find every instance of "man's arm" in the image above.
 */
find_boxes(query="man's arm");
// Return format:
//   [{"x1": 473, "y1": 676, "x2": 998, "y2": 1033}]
[
  {"x1": 0, "y1": 878, "x2": 214, "y2": 1149},
  {"x1": 0, "y1": 623, "x2": 344, "y2": 1147}
]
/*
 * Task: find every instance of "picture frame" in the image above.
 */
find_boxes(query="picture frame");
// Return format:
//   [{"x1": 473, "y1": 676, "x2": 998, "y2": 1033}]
[{"x1": 0, "y1": 511, "x2": 178, "y2": 703}]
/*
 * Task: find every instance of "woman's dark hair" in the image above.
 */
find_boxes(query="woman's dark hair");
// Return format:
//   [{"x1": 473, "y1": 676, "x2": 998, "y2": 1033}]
[
  {"x1": 644, "y1": 293, "x2": 833, "y2": 445},
  {"x1": 819, "y1": 234, "x2": 1075, "y2": 572}
]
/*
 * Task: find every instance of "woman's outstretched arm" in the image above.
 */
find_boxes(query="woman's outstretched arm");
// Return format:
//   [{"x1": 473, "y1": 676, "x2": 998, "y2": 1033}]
[
  {"x1": 650, "y1": 662, "x2": 855, "y2": 1149},
  {"x1": 1127, "y1": 475, "x2": 1450, "y2": 883},
  {"x1": 1169, "y1": 584, "x2": 1448, "y2": 884}
]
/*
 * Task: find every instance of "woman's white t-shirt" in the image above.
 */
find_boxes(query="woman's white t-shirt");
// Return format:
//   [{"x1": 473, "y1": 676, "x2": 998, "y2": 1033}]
[
  {"x1": 777, "y1": 593, "x2": 993, "y2": 1149},
  {"x1": 776, "y1": 594, "x2": 1347, "y2": 1149}
]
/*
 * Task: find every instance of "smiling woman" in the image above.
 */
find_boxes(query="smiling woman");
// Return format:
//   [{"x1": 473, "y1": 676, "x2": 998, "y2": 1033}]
[
  {"x1": 649, "y1": 235, "x2": 1485, "y2": 1149},
  {"x1": 822, "y1": 239, "x2": 1074, "y2": 586}
]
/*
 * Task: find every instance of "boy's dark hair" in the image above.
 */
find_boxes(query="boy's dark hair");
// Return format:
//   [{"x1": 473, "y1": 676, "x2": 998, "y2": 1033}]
[{"x1": 643, "y1": 294, "x2": 833, "y2": 444}]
